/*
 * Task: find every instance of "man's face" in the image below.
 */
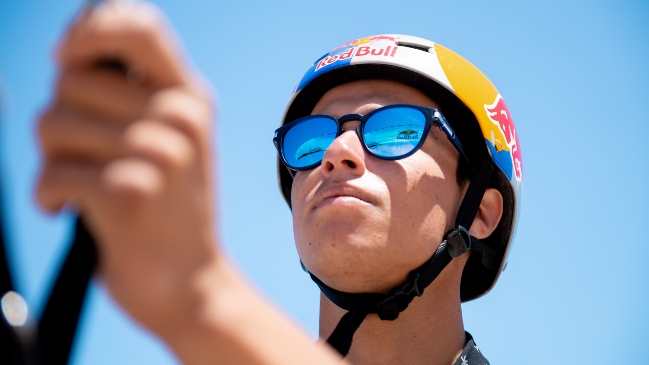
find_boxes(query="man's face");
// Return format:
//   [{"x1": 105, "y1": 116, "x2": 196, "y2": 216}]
[{"x1": 291, "y1": 79, "x2": 465, "y2": 293}]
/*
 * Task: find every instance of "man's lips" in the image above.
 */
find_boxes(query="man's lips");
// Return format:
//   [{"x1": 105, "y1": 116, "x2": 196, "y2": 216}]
[{"x1": 312, "y1": 184, "x2": 376, "y2": 210}]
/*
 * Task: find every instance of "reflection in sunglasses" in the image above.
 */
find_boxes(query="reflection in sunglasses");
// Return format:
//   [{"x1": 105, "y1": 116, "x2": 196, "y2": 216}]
[{"x1": 296, "y1": 133, "x2": 336, "y2": 160}]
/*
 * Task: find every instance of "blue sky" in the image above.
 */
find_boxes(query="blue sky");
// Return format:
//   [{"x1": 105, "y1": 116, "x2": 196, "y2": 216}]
[{"x1": 1, "y1": 0, "x2": 648, "y2": 364}]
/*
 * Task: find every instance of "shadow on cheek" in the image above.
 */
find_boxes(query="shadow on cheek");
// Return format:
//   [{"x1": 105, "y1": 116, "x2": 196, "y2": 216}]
[
  {"x1": 385, "y1": 161, "x2": 450, "y2": 260},
  {"x1": 290, "y1": 171, "x2": 310, "y2": 209}
]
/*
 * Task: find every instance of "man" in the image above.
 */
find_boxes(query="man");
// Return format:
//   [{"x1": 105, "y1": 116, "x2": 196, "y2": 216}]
[{"x1": 36, "y1": 2, "x2": 521, "y2": 364}]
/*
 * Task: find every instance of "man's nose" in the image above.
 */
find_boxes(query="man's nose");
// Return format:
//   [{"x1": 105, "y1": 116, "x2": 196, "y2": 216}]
[{"x1": 321, "y1": 120, "x2": 365, "y2": 179}]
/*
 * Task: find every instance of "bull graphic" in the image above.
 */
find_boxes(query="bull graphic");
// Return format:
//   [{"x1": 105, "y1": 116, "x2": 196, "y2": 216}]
[
  {"x1": 484, "y1": 94, "x2": 522, "y2": 181},
  {"x1": 396, "y1": 129, "x2": 419, "y2": 140}
]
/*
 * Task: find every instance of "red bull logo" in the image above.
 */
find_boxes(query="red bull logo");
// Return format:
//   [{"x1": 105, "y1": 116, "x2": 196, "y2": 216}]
[
  {"x1": 396, "y1": 129, "x2": 419, "y2": 140},
  {"x1": 315, "y1": 45, "x2": 398, "y2": 71},
  {"x1": 485, "y1": 95, "x2": 522, "y2": 181}
]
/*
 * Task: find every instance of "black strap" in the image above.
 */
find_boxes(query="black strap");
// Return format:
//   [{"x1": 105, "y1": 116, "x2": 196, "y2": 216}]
[
  {"x1": 37, "y1": 217, "x2": 97, "y2": 365},
  {"x1": 313, "y1": 157, "x2": 495, "y2": 357},
  {"x1": 315, "y1": 241, "x2": 452, "y2": 356},
  {"x1": 455, "y1": 158, "x2": 494, "y2": 229},
  {"x1": 324, "y1": 307, "x2": 370, "y2": 356},
  {"x1": 470, "y1": 237, "x2": 498, "y2": 271},
  {"x1": 0, "y1": 210, "x2": 13, "y2": 299},
  {"x1": 0, "y1": 187, "x2": 31, "y2": 365}
]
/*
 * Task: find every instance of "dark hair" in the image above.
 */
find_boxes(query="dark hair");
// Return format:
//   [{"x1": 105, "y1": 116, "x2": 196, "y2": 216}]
[{"x1": 456, "y1": 157, "x2": 473, "y2": 189}]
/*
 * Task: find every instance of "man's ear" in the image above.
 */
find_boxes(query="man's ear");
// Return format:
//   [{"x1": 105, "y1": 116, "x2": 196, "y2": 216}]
[{"x1": 468, "y1": 187, "x2": 503, "y2": 239}]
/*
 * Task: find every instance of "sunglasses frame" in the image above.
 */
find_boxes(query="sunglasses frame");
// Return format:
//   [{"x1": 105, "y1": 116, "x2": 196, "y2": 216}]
[{"x1": 274, "y1": 104, "x2": 472, "y2": 173}]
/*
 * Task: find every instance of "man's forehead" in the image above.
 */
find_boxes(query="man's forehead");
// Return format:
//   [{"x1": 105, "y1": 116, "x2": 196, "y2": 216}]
[{"x1": 311, "y1": 79, "x2": 440, "y2": 117}]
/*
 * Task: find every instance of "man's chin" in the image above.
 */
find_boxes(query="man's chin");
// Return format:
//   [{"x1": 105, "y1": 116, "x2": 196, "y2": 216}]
[{"x1": 298, "y1": 240, "x2": 402, "y2": 292}]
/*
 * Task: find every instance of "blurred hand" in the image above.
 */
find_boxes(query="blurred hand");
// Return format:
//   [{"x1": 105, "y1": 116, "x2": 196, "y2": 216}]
[{"x1": 36, "y1": 1, "x2": 218, "y2": 339}]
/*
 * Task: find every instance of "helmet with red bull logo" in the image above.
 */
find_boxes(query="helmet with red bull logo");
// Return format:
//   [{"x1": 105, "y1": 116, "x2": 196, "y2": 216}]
[{"x1": 278, "y1": 34, "x2": 522, "y2": 302}]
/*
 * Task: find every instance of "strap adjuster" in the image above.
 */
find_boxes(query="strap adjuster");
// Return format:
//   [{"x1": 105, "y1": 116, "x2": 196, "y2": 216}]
[
  {"x1": 375, "y1": 271, "x2": 422, "y2": 320},
  {"x1": 445, "y1": 225, "x2": 472, "y2": 258},
  {"x1": 393, "y1": 271, "x2": 422, "y2": 298}
]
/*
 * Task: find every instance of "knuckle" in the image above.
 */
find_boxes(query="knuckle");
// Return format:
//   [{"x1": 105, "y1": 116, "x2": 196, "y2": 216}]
[
  {"x1": 157, "y1": 139, "x2": 193, "y2": 172},
  {"x1": 102, "y1": 159, "x2": 162, "y2": 204},
  {"x1": 123, "y1": 122, "x2": 149, "y2": 150},
  {"x1": 35, "y1": 164, "x2": 64, "y2": 213},
  {"x1": 167, "y1": 106, "x2": 203, "y2": 136},
  {"x1": 151, "y1": 89, "x2": 212, "y2": 137},
  {"x1": 124, "y1": 121, "x2": 194, "y2": 173},
  {"x1": 151, "y1": 141, "x2": 192, "y2": 173},
  {"x1": 162, "y1": 139, "x2": 195, "y2": 172}
]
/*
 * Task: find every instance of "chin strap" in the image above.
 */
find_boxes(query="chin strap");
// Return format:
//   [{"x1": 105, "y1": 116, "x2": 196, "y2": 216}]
[{"x1": 310, "y1": 157, "x2": 497, "y2": 357}]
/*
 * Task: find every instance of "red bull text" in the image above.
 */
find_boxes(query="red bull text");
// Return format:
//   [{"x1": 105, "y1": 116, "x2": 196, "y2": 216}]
[{"x1": 315, "y1": 45, "x2": 398, "y2": 71}]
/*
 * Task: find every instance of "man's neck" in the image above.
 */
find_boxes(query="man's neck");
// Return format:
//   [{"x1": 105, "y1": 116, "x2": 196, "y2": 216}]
[{"x1": 319, "y1": 278, "x2": 465, "y2": 365}]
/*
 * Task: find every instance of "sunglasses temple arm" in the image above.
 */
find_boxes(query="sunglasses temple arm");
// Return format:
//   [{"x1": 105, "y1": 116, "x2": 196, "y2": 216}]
[
  {"x1": 286, "y1": 165, "x2": 296, "y2": 178},
  {"x1": 446, "y1": 134, "x2": 475, "y2": 173}
]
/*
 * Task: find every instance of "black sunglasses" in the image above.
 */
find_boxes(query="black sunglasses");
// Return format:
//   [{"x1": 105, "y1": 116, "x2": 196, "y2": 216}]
[{"x1": 274, "y1": 104, "x2": 471, "y2": 172}]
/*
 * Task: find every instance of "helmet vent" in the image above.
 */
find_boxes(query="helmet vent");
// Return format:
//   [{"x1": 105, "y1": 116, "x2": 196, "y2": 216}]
[{"x1": 396, "y1": 41, "x2": 432, "y2": 53}]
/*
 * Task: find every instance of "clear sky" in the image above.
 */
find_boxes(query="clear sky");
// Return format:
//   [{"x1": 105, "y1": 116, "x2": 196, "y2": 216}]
[{"x1": 1, "y1": 0, "x2": 648, "y2": 364}]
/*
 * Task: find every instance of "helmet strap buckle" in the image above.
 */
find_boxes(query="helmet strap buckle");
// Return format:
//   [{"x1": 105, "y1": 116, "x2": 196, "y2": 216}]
[
  {"x1": 375, "y1": 272, "x2": 422, "y2": 321},
  {"x1": 445, "y1": 225, "x2": 471, "y2": 258}
]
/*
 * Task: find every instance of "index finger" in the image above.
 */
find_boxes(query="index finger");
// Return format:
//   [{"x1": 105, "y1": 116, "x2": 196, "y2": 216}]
[{"x1": 57, "y1": 1, "x2": 191, "y2": 88}]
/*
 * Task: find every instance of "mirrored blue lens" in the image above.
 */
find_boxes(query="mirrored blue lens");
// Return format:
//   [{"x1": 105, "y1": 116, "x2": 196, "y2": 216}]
[
  {"x1": 363, "y1": 107, "x2": 426, "y2": 157},
  {"x1": 283, "y1": 117, "x2": 337, "y2": 169}
]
